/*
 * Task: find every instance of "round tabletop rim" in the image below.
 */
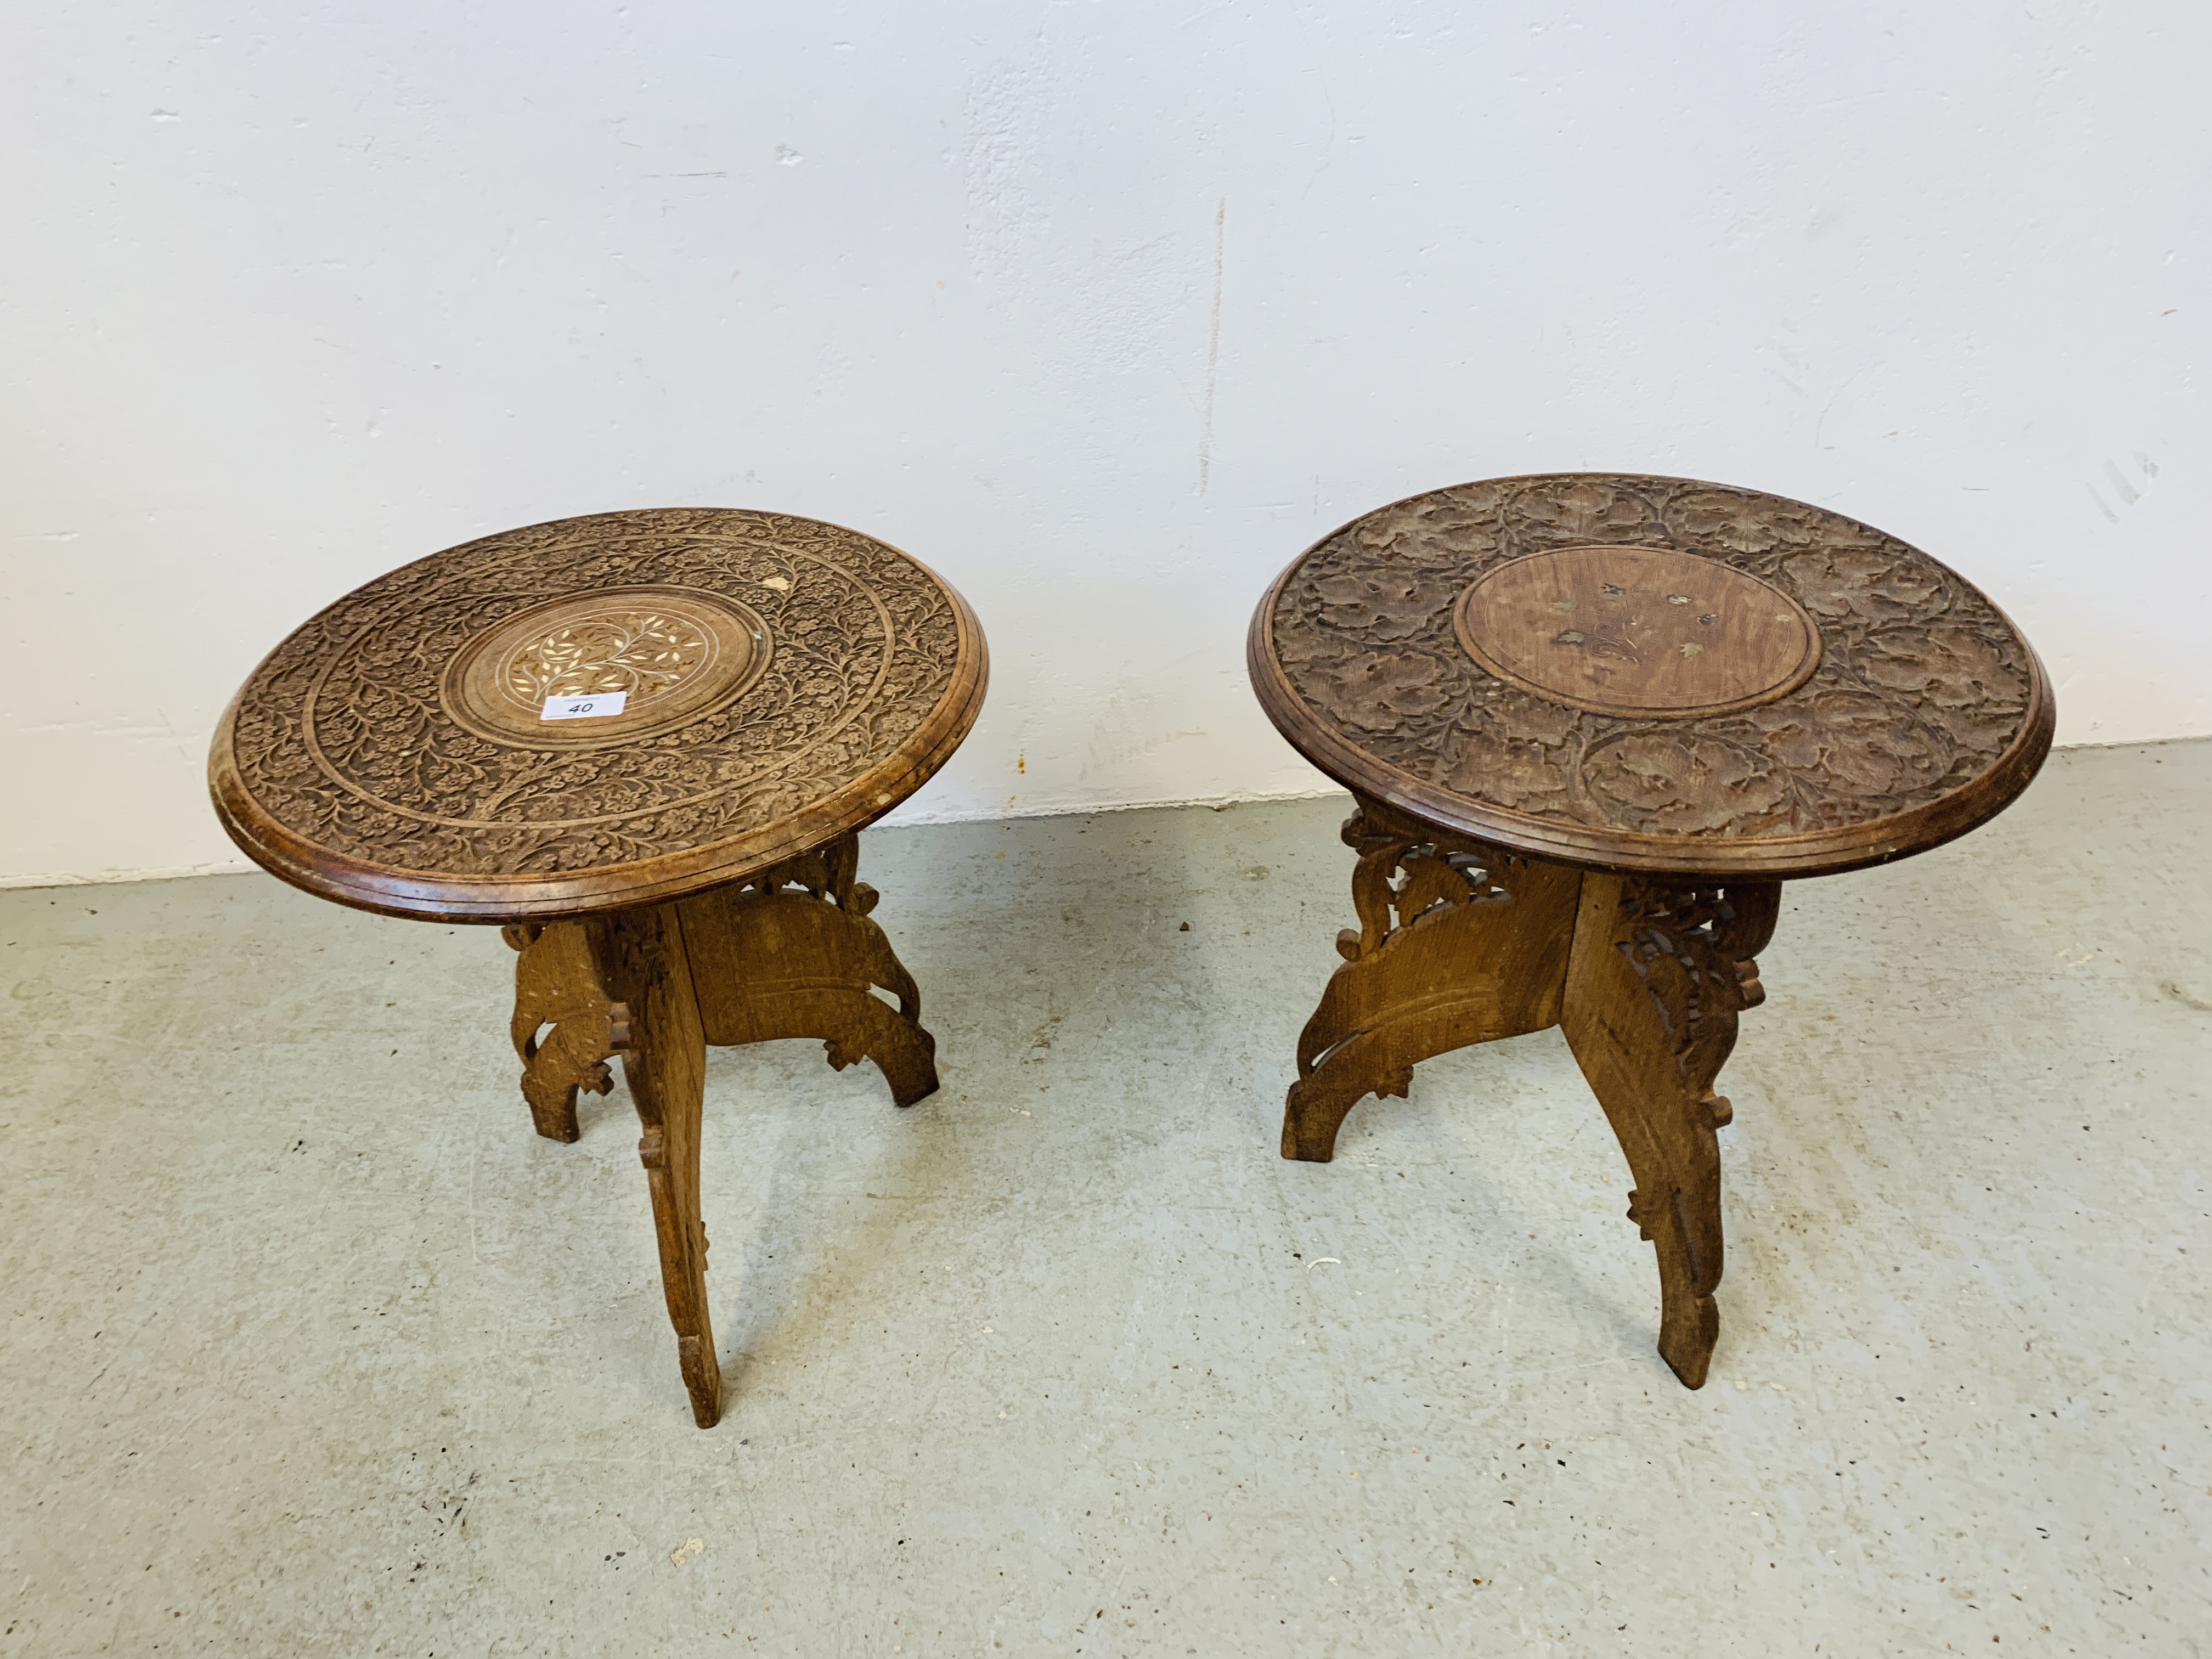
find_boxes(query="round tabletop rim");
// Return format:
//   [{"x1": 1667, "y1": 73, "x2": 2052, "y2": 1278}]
[
  {"x1": 1248, "y1": 472, "x2": 2057, "y2": 882},
  {"x1": 208, "y1": 509, "x2": 990, "y2": 923}
]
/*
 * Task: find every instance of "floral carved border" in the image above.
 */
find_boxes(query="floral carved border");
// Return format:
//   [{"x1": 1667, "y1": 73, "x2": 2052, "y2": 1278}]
[
  {"x1": 227, "y1": 510, "x2": 960, "y2": 878},
  {"x1": 1268, "y1": 475, "x2": 2039, "y2": 841}
]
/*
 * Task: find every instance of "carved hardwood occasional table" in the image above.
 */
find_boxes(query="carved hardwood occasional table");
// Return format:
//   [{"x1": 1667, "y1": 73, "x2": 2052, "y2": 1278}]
[
  {"x1": 210, "y1": 508, "x2": 986, "y2": 1426},
  {"x1": 1249, "y1": 473, "x2": 2052, "y2": 1388}
]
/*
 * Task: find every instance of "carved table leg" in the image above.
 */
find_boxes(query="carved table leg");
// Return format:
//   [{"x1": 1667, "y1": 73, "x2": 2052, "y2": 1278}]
[
  {"x1": 1559, "y1": 874, "x2": 1779, "y2": 1389},
  {"x1": 676, "y1": 833, "x2": 940, "y2": 1108},
  {"x1": 504, "y1": 922, "x2": 628, "y2": 1143},
  {"x1": 493, "y1": 833, "x2": 939, "y2": 1427},
  {"x1": 585, "y1": 903, "x2": 723, "y2": 1429},
  {"x1": 1282, "y1": 795, "x2": 1583, "y2": 1161}
]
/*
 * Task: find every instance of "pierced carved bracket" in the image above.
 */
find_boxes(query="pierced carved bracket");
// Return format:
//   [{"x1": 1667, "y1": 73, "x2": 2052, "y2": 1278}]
[
  {"x1": 500, "y1": 831, "x2": 937, "y2": 1153},
  {"x1": 504, "y1": 922, "x2": 633, "y2": 1143},
  {"x1": 494, "y1": 832, "x2": 939, "y2": 1428},
  {"x1": 1283, "y1": 795, "x2": 1582, "y2": 1161},
  {"x1": 1334, "y1": 795, "x2": 1521, "y2": 963},
  {"x1": 1278, "y1": 788, "x2": 1790, "y2": 1390},
  {"x1": 1606, "y1": 879, "x2": 1778, "y2": 1130}
]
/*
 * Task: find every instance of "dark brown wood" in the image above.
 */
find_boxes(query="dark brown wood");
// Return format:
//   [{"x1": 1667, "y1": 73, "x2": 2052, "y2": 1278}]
[
  {"x1": 208, "y1": 508, "x2": 989, "y2": 923},
  {"x1": 208, "y1": 507, "x2": 984, "y2": 1427},
  {"x1": 1250, "y1": 473, "x2": 2054, "y2": 880},
  {"x1": 1259, "y1": 476, "x2": 2047, "y2": 1388}
]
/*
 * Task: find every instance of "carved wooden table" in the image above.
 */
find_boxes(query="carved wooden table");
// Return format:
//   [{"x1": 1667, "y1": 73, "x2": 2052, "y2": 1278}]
[
  {"x1": 210, "y1": 508, "x2": 987, "y2": 1426},
  {"x1": 1249, "y1": 473, "x2": 2052, "y2": 1388}
]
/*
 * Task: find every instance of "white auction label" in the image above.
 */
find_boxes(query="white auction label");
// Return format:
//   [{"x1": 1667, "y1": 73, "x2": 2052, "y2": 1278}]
[{"x1": 540, "y1": 690, "x2": 629, "y2": 721}]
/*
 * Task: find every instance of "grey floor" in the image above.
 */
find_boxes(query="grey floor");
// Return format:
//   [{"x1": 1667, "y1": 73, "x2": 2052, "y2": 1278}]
[{"x1": 3, "y1": 742, "x2": 2209, "y2": 1657}]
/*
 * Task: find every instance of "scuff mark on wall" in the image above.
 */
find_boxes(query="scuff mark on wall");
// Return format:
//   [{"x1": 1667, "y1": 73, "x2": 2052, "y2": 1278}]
[
  {"x1": 2088, "y1": 453, "x2": 2157, "y2": 524},
  {"x1": 960, "y1": 44, "x2": 1054, "y2": 286},
  {"x1": 1081, "y1": 685, "x2": 1212, "y2": 784},
  {"x1": 962, "y1": 37, "x2": 1206, "y2": 381}
]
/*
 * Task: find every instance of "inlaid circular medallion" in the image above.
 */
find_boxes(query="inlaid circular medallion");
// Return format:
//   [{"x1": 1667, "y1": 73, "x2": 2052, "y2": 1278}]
[
  {"x1": 441, "y1": 584, "x2": 772, "y2": 749},
  {"x1": 208, "y1": 507, "x2": 988, "y2": 921},
  {"x1": 1250, "y1": 473, "x2": 2055, "y2": 880},
  {"x1": 1451, "y1": 545, "x2": 1821, "y2": 718}
]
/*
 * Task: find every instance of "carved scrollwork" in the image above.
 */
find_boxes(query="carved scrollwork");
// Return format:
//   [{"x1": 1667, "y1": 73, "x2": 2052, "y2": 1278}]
[
  {"x1": 731, "y1": 833, "x2": 881, "y2": 921},
  {"x1": 1269, "y1": 475, "x2": 2040, "y2": 844},
  {"x1": 1559, "y1": 870, "x2": 1782, "y2": 1387},
  {"x1": 1603, "y1": 879, "x2": 1779, "y2": 1131},
  {"x1": 1335, "y1": 797, "x2": 1521, "y2": 961},
  {"x1": 1282, "y1": 794, "x2": 1585, "y2": 1163},
  {"x1": 674, "y1": 831, "x2": 935, "y2": 1104},
  {"x1": 224, "y1": 509, "x2": 962, "y2": 878},
  {"x1": 504, "y1": 921, "x2": 633, "y2": 1143}
]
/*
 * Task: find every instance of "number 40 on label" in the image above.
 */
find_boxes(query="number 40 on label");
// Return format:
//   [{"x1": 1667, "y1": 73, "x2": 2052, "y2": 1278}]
[{"x1": 540, "y1": 691, "x2": 629, "y2": 721}]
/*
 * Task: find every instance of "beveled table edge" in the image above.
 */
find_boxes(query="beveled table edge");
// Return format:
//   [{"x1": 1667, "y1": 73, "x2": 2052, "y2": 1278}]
[
  {"x1": 1248, "y1": 475, "x2": 2057, "y2": 882},
  {"x1": 209, "y1": 524, "x2": 990, "y2": 924}
]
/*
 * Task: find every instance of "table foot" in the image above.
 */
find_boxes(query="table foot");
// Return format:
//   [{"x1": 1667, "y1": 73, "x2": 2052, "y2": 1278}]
[
  {"x1": 677, "y1": 833, "x2": 940, "y2": 1109},
  {"x1": 586, "y1": 903, "x2": 724, "y2": 1429},
  {"x1": 1282, "y1": 797, "x2": 1581, "y2": 1161},
  {"x1": 504, "y1": 922, "x2": 628, "y2": 1143},
  {"x1": 1559, "y1": 874, "x2": 1778, "y2": 1389}
]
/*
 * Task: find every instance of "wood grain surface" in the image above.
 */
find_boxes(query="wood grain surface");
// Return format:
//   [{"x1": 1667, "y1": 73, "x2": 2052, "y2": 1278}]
[
  {"x1": 210, "y1": 509, "x2": 988, "y2": 922},
  {"x1": 1251, "y1": 473, "x2": 2054, "y2": 879},
  {"x1": 499, "y1": 828, "x2": 943, "y2": 1425},
  {"x1": 1279, "y1": 792, "x2": 1781, "y2": 1389},
  {"x1": 1452, "y1": 543, "x2": 1821, "y2": 718},
  {"x1": 584, "y1": 901, "x2": 724, "y2": 1427}
]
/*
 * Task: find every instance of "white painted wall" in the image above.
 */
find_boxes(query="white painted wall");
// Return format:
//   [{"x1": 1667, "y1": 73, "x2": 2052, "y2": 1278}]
[{"x1": 5, "y1": 3, "x2": 2204, "y2": 885}]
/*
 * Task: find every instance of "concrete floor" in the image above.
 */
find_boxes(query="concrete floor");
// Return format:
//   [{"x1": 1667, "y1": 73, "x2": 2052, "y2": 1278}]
[{"x1": 2, "y1": 741, "x2": 2208, "y2": 1657}]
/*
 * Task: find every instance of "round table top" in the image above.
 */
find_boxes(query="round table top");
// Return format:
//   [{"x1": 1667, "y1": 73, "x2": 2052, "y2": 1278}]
[
  {"x1": 1249, "y1": 473, "x2": 2053, "y2": 879},
  {"x1": 211, "y1": 508, "x2": 988, "y2": 921}
]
